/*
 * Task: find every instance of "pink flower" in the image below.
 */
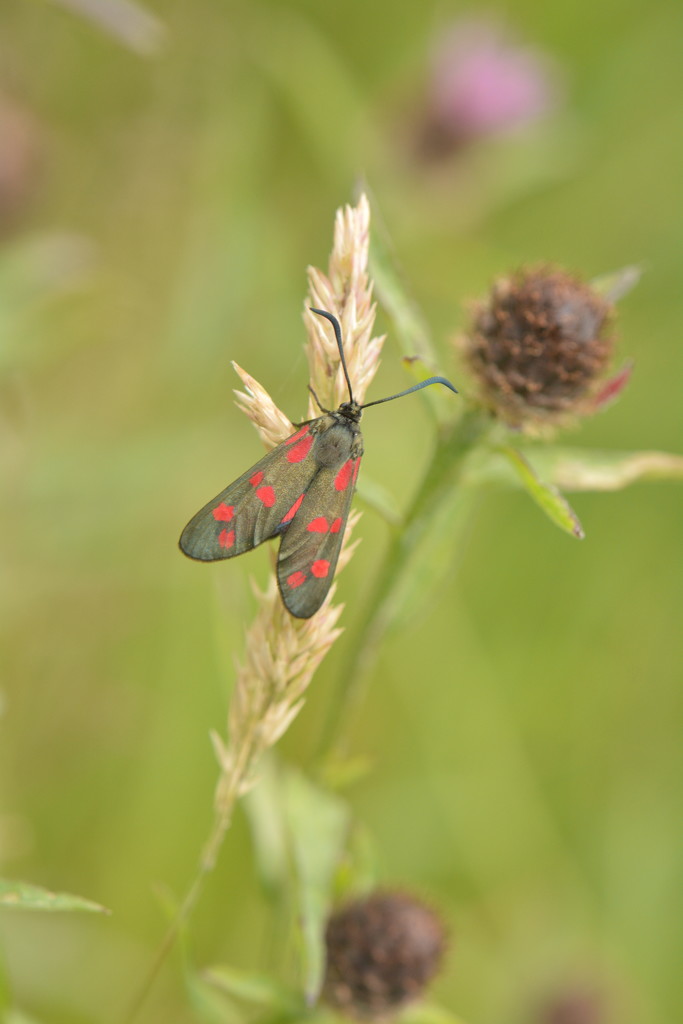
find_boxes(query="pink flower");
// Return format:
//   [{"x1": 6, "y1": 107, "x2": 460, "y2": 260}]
[{"x1": 429, "y1": 17, "x2": 559, "y2": 140}]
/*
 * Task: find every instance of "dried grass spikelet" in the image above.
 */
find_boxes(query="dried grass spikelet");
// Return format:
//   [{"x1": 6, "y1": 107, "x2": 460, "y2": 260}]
[
  {"x1": 305, "y1": 193, "x2": 385, "y2": 413},
  {"x1": 209, "y1": 196, "x2": 384, "y2": 830}
]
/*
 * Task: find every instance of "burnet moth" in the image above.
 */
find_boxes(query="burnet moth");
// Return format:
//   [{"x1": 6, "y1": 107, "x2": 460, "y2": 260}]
[{"x1": 179, "y1": 309, "x2": 458, "y2": 619}]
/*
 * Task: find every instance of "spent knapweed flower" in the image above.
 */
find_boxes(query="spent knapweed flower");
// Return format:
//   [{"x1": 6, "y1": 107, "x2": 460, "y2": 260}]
[
  {"x1": 324, "y1": 891, "x2": 447, "y2": 1019},
  {"x1": 540, "y1": 987, "x2": 604, "y2": 1024},
  {"x1": 462, "y1": 266, "x2": 619, "y2": 431}
]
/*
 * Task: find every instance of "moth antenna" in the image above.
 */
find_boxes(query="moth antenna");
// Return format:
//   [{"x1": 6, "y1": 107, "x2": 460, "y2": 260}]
[
  {"x1": 308, "y1": 384, "x2": 330, "y2": 413},
  {"x1": 309, "y1": 307, "x2": 355, "y2": 404},
  {"x1": 361, "y1": 375, "x2": 458, "y2": 410}
]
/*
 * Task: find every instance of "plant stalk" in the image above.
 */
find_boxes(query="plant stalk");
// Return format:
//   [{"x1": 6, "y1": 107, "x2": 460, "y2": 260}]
[
  {"x1": 315, "y1": 408, "x2": 490, "y2": 766},
  {"x1": 123, "y1": 740, "x2": 252, "y2": 1022}
]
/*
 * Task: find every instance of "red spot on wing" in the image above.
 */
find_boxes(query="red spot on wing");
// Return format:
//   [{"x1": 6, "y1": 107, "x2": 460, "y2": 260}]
[
  {"x1": 219, "y1": 528, "x2": 235, "y2": 549},
  {"x1": 352, "y1": 458, "x2": 361, "y2": 484},
  {"x1": 311, "y1": 559, "x2": 330, "y2": 578},
  {"x1": 287, "y1": 571, "x2": 307, "y2": 588},
  {"x1": 334, "y1": 459, "x2": 353, "y2": 491},
  {"x1": 287, "y1": 434, "x2": 314, "y2": 463},
  {"x1": 250, "y1": 471, "x2": 264, "y2": 487},
  {"x1": 281, "y1": 493, "x2": 304, "y2": 524},
  {"x1": 307, "y1": 517, "x2": 328, "y2": 533},
  {"x1": 213, "y1": 503, "x2": 234, "y2": 522},
  {"x1": 330, "y1": 517, "x2": 343, "y2": 533},
  {"x1": 284, "y1": 426, "x2": 310, "y2": 446},
  {"x1": 256, "y1": 486, "x2": 276, "y2": 507}
]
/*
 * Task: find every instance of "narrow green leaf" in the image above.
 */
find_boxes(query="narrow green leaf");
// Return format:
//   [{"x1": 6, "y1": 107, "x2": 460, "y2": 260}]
[
  {"x1": 501, "y1": 447, "x2": 585, "y2": 538},
  {"x1": 203, "y1": 966, "x2": 303, "y2": 1015},
  {"x1": 0, "y1": 878, "x2": 110, "y2": 914},
  {"x1": 355, "y1": 476, "x2": 402, "y2": 526},
  {"x1": 381, "y1": 485, "x2": 479, "y2": 631},
  {"x1": 242, "y1": 754, "x2": 289, "y2": 897},
  {"x1": 49, "y1": 0, "x2": 166, "y2": 56},
  {"x1": 590, "y1": 264, "x2": 642, "y2": 302},
  {"x1": 368, "y1": 225, "x2": 437, "y2": 367},
  {"x1": 466, "y1": 447, "x2": 683, "y2": 494},
  {"x1": 333, "y1": 821, "x2": 379, "y2": 901},
  {"x1": 368, "y1": 215, "x2": 460, "y2": 420},
  {"x1": 282, "y1": 770, "x2": 349, "y2": 1004},
  {"x1": 536, "y1": 447, "x2": 683, "y2": 492},
  {"x1": 187, "y1": 969, "x2": 244, "y2": 1024}
]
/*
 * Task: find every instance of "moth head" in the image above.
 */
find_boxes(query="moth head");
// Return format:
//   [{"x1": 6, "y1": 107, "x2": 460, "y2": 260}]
[
  {"x1": 309, "y1": 306, "x2": 459, "y2": 414},
  {"x1": 338, "y1": 400, "x2": 362, "y2": 423}
]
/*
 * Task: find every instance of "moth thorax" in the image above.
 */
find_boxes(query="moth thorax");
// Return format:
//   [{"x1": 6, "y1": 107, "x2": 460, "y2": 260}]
[{"x1": 315, "y1": 422, "x2": 355, "y2": 468}]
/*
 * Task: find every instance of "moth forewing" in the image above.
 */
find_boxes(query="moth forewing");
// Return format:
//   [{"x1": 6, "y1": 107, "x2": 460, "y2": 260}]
[{"x1": 178, "y1": 423, "x2": 320, "y2": 562}]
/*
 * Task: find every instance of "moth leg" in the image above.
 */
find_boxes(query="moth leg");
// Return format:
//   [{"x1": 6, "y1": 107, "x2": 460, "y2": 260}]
[{"x1": 308, "y1": 385, "x2": 330, "y2": 414}]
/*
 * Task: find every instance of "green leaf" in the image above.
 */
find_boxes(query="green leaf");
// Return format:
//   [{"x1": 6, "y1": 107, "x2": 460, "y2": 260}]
[
  {"x1": 282, "y1": 770, "x2": 350, "y2": 1004},
  {"x1": 187, "y1": 969, "x2": 244, "y2": 1024},
  {"x1": 355, "y1": 476, "x2": 402, "y2": 526},
  {"x1": 367, "y1": 215, "x2": 459, "y2": 423},
  {"x1": 49, "y1": 0, "x2": 166, "y2": 56},
  {"x1": 203, "y1": 966, "x2": 303, "y2": 1015},
  {"x1": 333, "y1": 821, "x2": 379, "y2": 901},
  {"x1": 368, "y1": 223, "x2": 437, "y2": 367},
  {"x1": 0, "y1": 878, "x2": 110, "y2": 914},
  {"x1": 533, "y1": 447, "x2": 683, "y2": 492},
  {"x1": 242, "y1": 754, "x2": 290, "y2": 898},
  {"x1": 466, "y1": 447, "x2": 683, "y2": 494},
  {"x1": 590, "y1": 264, "x2": 642, "y2": 302},
  {"x1": 501, "y1": 447, "x2": 585, "y2": 539}
]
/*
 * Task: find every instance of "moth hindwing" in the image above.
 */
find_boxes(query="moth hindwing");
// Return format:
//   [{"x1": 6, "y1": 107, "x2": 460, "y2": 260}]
[
  {"x1": 180, "y1": 306, "x2": 458, "y2": 619},
  {"x1": 179, "y1": 412, "x2": 363, "y2": 619}
]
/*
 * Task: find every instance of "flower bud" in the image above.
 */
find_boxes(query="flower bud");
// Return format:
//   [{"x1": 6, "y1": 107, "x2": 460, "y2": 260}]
[
  {"x1": 323, "y1": 890, "x2": 447, "y2": 1019},
  {"x1": 463, "y1": 267, "x2": 616, "y2": 430}
]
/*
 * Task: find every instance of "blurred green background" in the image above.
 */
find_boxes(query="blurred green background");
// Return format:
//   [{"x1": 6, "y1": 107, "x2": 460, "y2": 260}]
[{"x1": 1, "y1": 1, "x2": 682, "y2": 1022}]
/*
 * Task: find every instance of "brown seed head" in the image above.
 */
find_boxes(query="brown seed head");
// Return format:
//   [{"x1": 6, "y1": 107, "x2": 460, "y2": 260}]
[
  {"x1": 463, "y1": 267, "x2": 615, "y2": 430},
  {"x1": 540, "y1": 987, "x2": 603, "y2": 1024},
  {"x1": 324, "y1": 891, "x2": 447, "y2": 1019}
]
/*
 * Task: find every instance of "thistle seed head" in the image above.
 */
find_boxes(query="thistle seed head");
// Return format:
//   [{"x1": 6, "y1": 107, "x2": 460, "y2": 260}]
[
  {"x1": 463, "y1": 266, "x2": 615, "y2": 430},
  {"x1": 323, "y1": 891, "x2": 447, "y2": 1019}
]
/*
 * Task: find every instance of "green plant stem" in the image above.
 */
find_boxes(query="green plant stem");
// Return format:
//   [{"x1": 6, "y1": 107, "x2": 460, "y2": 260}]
[
  {"x1": 315, "y1": 408, "x2": 490, "y2": 766},
  {"x1": 123, "y1": 742, "x2": 252, "y2": 1023}
]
